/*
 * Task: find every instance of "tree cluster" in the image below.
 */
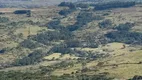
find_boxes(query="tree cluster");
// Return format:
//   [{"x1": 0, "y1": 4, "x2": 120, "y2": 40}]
[
  {"x1": 59, "y1": 9, "x2": 76, "y2": 16},
  {"x1": 0, "y1": 17, "x2": 9, "y2": 23},
  {"x1": 14, "y1": 50, "x2": 43, "y2": 66},
  {"x1": 58, "y1": 2, "x2": 76, "y2": 9},
  {"x1": 106, "y1": 31, "x2": 142, "y2": 44},
  {"x1": 0, "y1": 49, "x2": 5, "y2": 54},
  {"x1": 14, "y1": 10, "x2": 31, "y2": 17},
  {"x1": 105, "y1": 22, "x2": 140, "y2": 44},
  {"x1": 94, "y1": 1, "x2": 135, "y2": 10},
  {"x1": 68, "y1": 11, "x2": 104, "y2": 31},
  {"x1": 31, "y1": 30, "x2": 72, "y2": 45},
  {"x1": 47, "y1": 20, "x2": 63, "y2": 29},
  {"x1": 20, "y1": 39, "x2": 41, "y2": 49},
  {"x1": 115, "y1": 22, "x2": 135, "y2": 31},
  {"x1": 99, "y1": 19, "x2": 112, "y2": 28}
]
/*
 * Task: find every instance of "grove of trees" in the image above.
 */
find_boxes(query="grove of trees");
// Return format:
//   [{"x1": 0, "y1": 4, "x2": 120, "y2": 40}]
[
  {"x1": 106, "y1": 31, "x2": 142, "y2": 44},
  {"x1": 14, "y1": 50, "x2": 43, "y2": 66},
  {"x1": 59, "y1": 9, "x2": 76, "y2": 16},
  {"x1": 58, "y1": 2, "x2": 76, "y2": 9},
  {"x1": 68, "y1": 11, "x2": 104, "y2": 31},
  {"x1": 94, "y1": 1, "x2": 136, "y2": 10},
  {"x1": 115, "y1": 22, "x2": 135, "y2": 31},
  {"x1": 14, "y1": 10, "x2": 31, "y2": 17},
  {"x1": 20, "y1": 39, "x2": 41, "y2": 49}
]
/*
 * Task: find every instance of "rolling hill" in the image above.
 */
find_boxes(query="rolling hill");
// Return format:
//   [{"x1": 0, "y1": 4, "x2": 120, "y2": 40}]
[{"x1": 0, "y1": 0, "x2": 142, "y2": 80}]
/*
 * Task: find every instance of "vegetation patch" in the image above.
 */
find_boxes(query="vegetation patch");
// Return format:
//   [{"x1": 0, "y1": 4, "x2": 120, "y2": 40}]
[
  {"x1": 94, "y1": 1, "x2": 136, "y2": 10},
  {"x1": 14, "y1": 50, "x2": 44, "y2": 66},
  {"x1": 106, "y1": 31, "x2": 142, "y2": 44},
  {"x1": 20, "y1": 39, "x2": 41, "y2": 49}
]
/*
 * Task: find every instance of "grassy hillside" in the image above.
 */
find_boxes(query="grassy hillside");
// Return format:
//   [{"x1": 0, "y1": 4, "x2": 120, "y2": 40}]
[{"x1": 0, "y1": 1, "x2": 142, "y2": 80}]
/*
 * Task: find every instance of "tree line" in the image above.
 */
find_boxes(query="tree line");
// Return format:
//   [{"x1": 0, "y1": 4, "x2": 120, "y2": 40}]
[
  {"x1": 94, "y1": 1, "x2": 136, "y2": 10},
  {"x1": 105, "y1": 22, "x2": 142, "y2": 44}
]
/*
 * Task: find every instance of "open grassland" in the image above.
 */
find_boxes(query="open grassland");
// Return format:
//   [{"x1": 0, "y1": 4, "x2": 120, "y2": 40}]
[
  {"x1": 44, "y1": 53, "x2": 62, "y2": 60},
  {"x1": 76, "y1": 42, "x2": 130, "y2": 56},
  {"x1": 14, "y1": 25, "x2": 47, "y2": 39},
  {"x1": 94, "y1": 50, "x2": 142, "y2": 79},
  {"x1": 44, "y1": 53, "x2": 79, "y2": 60},
  {"x1": 51, "y1": 42, "x2": 142, "y2": 79}
]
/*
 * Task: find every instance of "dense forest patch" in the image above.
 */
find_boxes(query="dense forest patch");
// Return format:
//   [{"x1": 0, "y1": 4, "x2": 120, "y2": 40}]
[{"x1": 94, "y1": 1, "x2": 136, "y2": 10}]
